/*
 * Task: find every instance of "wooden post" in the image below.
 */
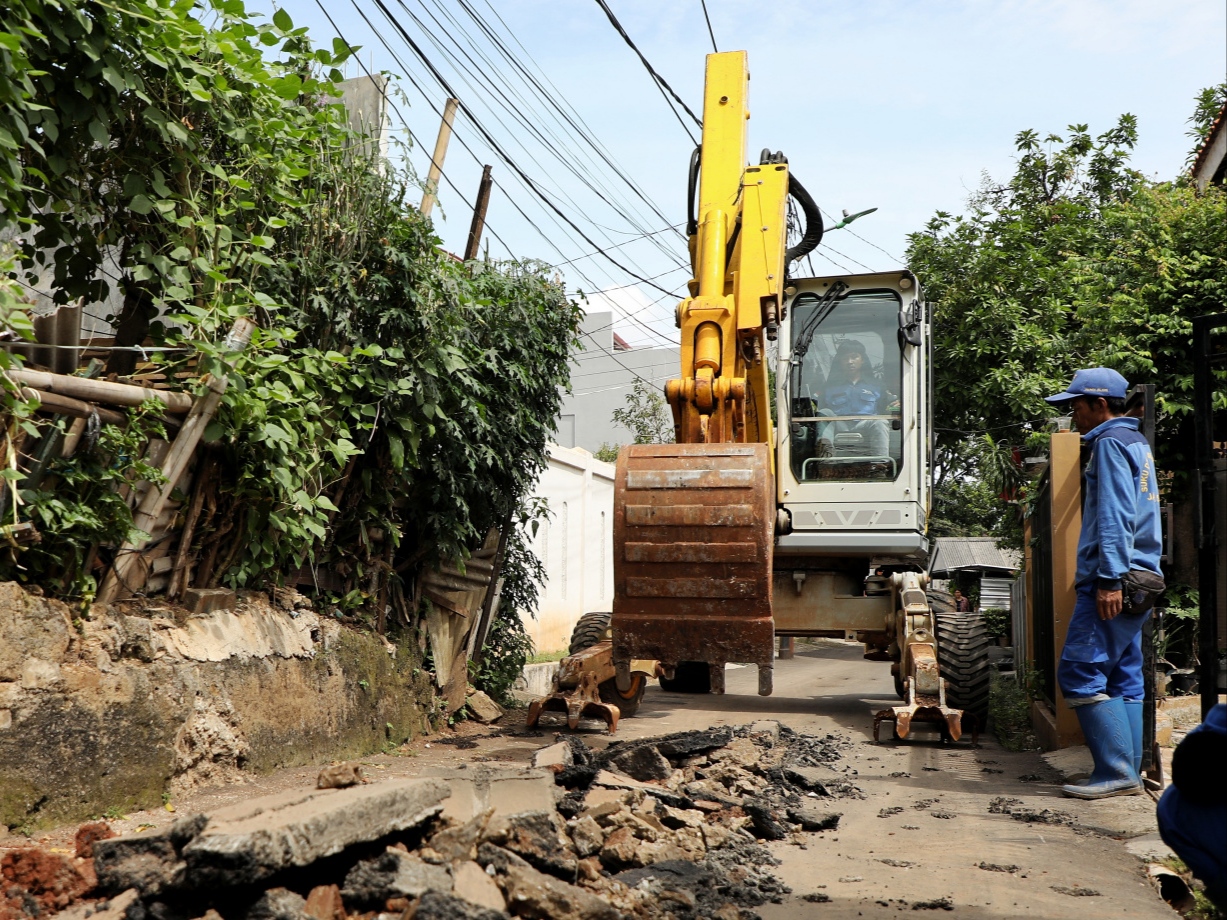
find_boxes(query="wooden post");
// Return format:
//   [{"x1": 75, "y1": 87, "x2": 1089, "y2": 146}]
[
  {"x1": 463, "y1": 165, "x2": 493, "y2": 261},
  {"x1": 98, "y1": 318, "x2": 256, "y2": 602},
  {"x1": 1030, "y1": 430, "x2": 1086, "y2": 749},
  {"x1": 419, "y1": 98, "x2": 459, "y2": 219}
]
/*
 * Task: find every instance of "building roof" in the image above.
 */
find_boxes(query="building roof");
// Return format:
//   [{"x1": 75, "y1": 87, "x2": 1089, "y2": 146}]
[
  {"x1": 1191, "y1": 102, "x2": 1227, "y2": 190},
  {"x1": 928, "y1": 537, "x2": 1020, "y2": 577}
]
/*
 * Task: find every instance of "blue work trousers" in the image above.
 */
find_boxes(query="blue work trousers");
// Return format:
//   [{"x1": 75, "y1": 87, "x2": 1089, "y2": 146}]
[{"x1": 1057, "y1": 582, "x2": 1145, "y2": 703}]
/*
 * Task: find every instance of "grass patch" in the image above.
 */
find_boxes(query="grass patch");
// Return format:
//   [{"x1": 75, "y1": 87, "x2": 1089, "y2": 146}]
[
  {"x1": 526, "y1": 648, "x2": 569, "y2": 665},
  {"x1": 1159, "y1": 858, "x2": 1227, "y2": 920},
  {"x1": 989, "y1": 671, "x2": 1039, "y2": 751}
]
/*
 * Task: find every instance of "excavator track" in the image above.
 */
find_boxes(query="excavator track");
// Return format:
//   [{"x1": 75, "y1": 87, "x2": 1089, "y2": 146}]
[{"x1": 611, "y1": 443, "x2": 776, "y2": 695}]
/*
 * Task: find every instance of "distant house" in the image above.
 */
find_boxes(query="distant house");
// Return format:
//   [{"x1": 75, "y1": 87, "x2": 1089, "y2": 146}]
[
  {"x1": 555, "y1": 309, "x2": 678, "y2": 453},
  {"x1": 929, "y1": 536, "x2": 1021, "y2": 612},
  {"x1": 1191, "y1": 102, "x2": 1227, "y2": 191}
]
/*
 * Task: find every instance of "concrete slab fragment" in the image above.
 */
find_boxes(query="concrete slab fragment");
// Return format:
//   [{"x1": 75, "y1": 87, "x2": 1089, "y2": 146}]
[
  {"x1": 466, "y1": 690, "x2": 504, "y2": 724},
  {"x1": 532, "y1": 741, "x2": 573, "y2": 770},
  {"x1": 1125, "y1": 832, "x2": 1176, "y2": 863},
  {"x1": 182, "y1": 587, "x2": 236, "y2": 615},
  {"x1": 424, "y1": 764, "x2": 556, "y2": 823},
  {"x1": 453, "y1": 859, "x2": 507, "y2": 912},
  {"x1": 180, "y1": 777, "x2": 449, "y2": 885}
]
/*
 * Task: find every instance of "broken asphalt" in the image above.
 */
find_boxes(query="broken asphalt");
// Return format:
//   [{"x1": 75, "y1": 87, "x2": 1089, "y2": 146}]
[{"x1": 0, "y1": 642, "x2": 1176, "y2": 919}]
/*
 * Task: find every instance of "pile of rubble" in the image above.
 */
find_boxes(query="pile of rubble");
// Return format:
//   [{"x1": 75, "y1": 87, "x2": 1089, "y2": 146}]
[{"x1": 0, "y1": 722, "x2": 859, "y2": 920}]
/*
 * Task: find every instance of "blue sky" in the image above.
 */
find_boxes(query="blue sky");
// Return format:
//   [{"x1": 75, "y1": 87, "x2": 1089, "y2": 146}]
[{"x1": 272, "y1": 1, "x2": 1225, "y2": 347}]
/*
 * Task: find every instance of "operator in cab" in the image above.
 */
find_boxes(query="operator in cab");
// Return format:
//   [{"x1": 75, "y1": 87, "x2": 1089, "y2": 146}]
[
  {"x1": 824, "y1": 340, "x2": 884, "y2": 416},
  {"x1": 819, "y1": 339, "x2": 897, "y2": 459}
]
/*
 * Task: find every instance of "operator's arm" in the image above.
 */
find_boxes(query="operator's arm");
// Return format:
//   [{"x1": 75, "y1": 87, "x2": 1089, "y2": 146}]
[{"x1": 1094, "y1": 437, "x2": 1137, "y2": 620}]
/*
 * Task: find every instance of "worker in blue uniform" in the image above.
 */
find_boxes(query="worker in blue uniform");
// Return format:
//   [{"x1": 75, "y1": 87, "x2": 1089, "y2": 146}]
[
  {"x1": 1044, "y1": 368, "x2": 1163, "y2": 799},
  {"x1": 1157, "y1": 703, "x2": 1227, "y2": 908}
]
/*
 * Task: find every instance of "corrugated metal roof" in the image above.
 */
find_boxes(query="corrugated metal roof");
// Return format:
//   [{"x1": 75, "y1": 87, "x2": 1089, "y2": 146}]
[{"x1": 928, "y1": 537, "x2": 1020, "y2": 577}]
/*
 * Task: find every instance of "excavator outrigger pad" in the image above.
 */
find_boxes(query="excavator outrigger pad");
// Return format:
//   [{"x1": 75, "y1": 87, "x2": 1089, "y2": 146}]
[
  {"x1": 526, "y1": 640, "x2": 624, "y2": 732},
  {"x1": 524, "y1": 636, "x2": 658, "y2": 734}
]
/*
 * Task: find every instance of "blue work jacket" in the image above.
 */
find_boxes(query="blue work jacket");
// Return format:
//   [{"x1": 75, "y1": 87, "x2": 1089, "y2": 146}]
[
  {"x1": 1077, "y1": 417, "x2": 1163, "y2": 590},
  {"x1": 825, "y1": 380, "x2": 881, "y2": 415}
]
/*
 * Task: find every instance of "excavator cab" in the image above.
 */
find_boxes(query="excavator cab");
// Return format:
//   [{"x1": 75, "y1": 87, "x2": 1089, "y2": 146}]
[{"x1": 776, "y1": 271, "x2": 930, "y2": 563}]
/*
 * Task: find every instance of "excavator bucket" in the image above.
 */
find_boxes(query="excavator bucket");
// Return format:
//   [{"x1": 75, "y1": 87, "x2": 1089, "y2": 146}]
[{"x1": 611, "y1": 443, "x2": 776, "y2": 693}]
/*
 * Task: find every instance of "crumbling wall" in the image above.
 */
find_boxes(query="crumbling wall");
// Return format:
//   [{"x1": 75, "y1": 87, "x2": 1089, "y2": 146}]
[{"x1": 0, "y1": 583, "x2": 435, "y2": 830}]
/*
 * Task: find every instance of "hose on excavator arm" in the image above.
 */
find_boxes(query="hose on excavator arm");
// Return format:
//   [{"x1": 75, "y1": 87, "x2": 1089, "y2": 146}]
[{"x1": 685, "y1": 146, "x2": 825, "y2": 278}]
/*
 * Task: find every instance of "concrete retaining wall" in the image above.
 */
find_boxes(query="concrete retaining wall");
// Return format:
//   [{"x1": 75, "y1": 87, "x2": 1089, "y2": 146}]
[
  {"x1": 0, "y1": 583, "x2": 435, "y2": 831},
  {"x1": 519, "y1": 661, "x2": 560, "y2": 697}
]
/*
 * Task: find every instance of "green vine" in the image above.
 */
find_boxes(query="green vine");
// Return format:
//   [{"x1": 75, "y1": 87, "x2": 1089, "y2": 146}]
[{"x1": 0, "y1": 1, "x2": 582, "y2": 680}]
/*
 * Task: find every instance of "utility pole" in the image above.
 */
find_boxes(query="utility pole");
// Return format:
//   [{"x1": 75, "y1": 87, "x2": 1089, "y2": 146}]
[
  {"x1": 463, "y1": 165, "x2": 493, "y2": 261},
  {"x1": 419, "y1": 97, "x2": 458, "y2": 219}
]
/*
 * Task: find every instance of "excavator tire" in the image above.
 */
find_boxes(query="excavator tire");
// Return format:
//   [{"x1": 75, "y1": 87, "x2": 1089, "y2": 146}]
[
  {"x1": 568, "y1": 612, "x2": 647, "y2": 718},
  {"x1": 569, "y1": 611, "x2": 613, "y2": 655},
  {"x1": 934, "y1": 610, "x2": 992, "y2": 729},
  {"x1": 658, "y1": 661, "x2": 712, "y2": 694}
]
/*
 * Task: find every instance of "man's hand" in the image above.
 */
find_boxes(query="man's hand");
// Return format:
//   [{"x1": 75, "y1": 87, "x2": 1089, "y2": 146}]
[{"x1": 1097, "y1": 588, "x2": 1123, "y2": 620}]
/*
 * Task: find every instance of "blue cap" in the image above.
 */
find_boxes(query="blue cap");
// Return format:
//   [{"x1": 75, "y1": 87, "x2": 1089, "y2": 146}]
[{"x1": 1044, "y1": 367, "x2": 1129, "y2": 404}]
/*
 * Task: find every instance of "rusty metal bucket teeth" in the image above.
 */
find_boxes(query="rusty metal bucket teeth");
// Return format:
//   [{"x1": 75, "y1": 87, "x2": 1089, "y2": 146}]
[{"x1": 611, "y1": 443, "x2": 776, "y2": 677}]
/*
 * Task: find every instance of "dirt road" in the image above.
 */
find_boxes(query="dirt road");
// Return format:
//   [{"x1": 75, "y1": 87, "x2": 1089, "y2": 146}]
[
  {"x1": 579, "y1": 642, "x2": 1174, "y2": 920},
  {"x1": 5, "y1": 643, "x2": 1176, "y2": 920}
]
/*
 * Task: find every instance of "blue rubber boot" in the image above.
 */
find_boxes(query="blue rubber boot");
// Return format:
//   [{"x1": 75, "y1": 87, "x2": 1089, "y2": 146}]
[
  {"x1": 1124, "y1": 699, "x2": 1143, "y2": 780},
  {"x1": 1063, "y1": 697, "x2": 1142, "y2": 799}
]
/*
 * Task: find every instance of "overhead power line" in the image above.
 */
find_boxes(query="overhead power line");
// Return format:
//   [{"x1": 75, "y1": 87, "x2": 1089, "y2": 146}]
[
  {"x1": 315, "y1": 0, "x2": 524, "y2": 262},
  {"x1": 329, "y1": 1, "x2": 687, "y2": 351},
  {"x1": 395, "y1": 0, "x2": 688, "y2": 273},
  {"x1": 700, "y1": 0, "x2": 718, "y2": 53},
  {"x1": 592, "y1": 0, "x2": 703, "y2": 143},
  {"x1": 818, "y1": 206, "x2": 902, "y2": 264},
  {"x1": 464, "y1": 0, "x2": 687, "y2": 243},
  {"x1": 369, "y1": 0, "x2": 683, "y2": 299}
]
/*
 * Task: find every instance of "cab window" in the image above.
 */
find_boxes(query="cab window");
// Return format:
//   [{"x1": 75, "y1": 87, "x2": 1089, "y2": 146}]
[{"x1": 788, "y1": 289, "x2": 904, "y2": 482}]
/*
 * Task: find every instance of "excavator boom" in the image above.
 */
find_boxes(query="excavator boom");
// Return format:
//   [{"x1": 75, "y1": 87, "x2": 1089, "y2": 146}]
[{"x1": 609, "y1": 52, "x2": 794, "y2": 696}]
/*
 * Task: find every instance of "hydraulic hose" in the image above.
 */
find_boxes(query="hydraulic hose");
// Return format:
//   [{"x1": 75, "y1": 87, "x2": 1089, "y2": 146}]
[
  {"x1": 686, "y1": 146, "x2": 701, "y2": 238},
  {"x1": 785, "y1": 172, "x2": 823, "y2": 265}
]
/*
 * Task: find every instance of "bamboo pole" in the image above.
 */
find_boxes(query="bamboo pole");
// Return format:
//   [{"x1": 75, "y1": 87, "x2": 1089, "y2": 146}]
[
  {"x1": 97, "y1": 318, "x2": 256, "y2": 602},
  {"x1": 20, "y1": 388, "x2": 126, "y2": 425},
  {"x1": 9, "y1": 368, "x2": 194, "y2": 413},
  {"x1": 60, "y1": 416, "x2": 88, "y2": 458},
  {"x1": 167, "y1": 452, "x2": 216, "y2": 599}
]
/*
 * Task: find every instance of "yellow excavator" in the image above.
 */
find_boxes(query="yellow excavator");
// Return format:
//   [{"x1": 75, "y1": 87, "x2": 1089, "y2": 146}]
[{"x1": 528, "y1": 51, "x2": 989, "y2": 742}]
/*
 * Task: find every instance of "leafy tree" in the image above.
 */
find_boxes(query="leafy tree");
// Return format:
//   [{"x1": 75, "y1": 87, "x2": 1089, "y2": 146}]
[
  {"x1": 908, "y1": 99, "x2": 1227, "y2": 543},
  {"x1": 0, "y1": 0, "x2": 583, "y2": 644},
  {"x1": 611, "y1": 377, "x2": 673, "y2": 446},
  {"x1": 593, "y1": 443, "x2": 620, "y2": 463},
  {"x1": 1185, "y1": 82, "x2": 1226, "y2": 165}
]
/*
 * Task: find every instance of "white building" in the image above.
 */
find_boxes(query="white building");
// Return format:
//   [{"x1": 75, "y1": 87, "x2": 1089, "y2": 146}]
[
  {"x1": 556, "y1": 292, "x2": 680, "y2": 453},
  {"x1": 523, "y1": 444, "x2": 615, "y2": 654}
]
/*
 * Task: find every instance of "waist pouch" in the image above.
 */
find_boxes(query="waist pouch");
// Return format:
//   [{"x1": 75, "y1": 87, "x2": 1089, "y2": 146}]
[{"x1": 1120, "y1": 569, "x2": 1165, "y2": 616}]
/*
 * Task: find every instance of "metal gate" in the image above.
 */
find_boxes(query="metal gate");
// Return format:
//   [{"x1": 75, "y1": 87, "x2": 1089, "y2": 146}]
[{"x1": 1029, "y1": 473, "x2": 1056, "y2": 705}]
